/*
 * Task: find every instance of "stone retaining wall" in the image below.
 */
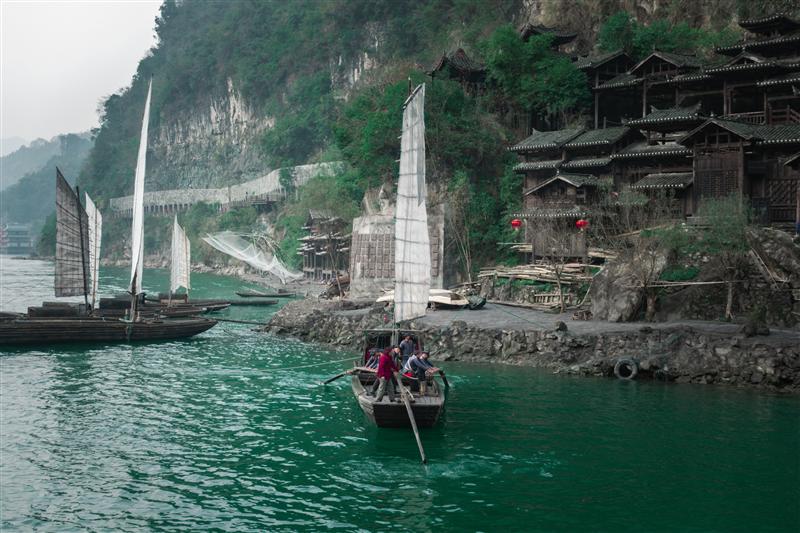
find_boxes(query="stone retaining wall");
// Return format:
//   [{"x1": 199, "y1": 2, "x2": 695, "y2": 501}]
[{"x1": 267, "y1": 299, "x2": 800, "y2": 392}]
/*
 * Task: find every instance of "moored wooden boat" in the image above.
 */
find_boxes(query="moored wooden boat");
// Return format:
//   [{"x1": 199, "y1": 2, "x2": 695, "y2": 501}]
[
  {"x1": 228, "y1": 298, "x2": 278, "y2": 306},
  {"x1": 0, "y1": 315, "x2": 217, "y2": 346},
  {"x1": 236, "y1": 288, "x2": 296, "y2": 298}
]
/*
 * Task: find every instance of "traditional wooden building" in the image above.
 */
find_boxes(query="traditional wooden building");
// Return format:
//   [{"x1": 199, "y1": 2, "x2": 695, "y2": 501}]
[
  {"x1": 512, "y1": 12, "x2": 800, "y2": 256},
  {"x1": 519, "y1": 22, "x2": 577, "y2": 50},
  {"x1": 298, "y1": 210, "x2": 350, "y2": 282},
  {"x1": 428, "y1": 48, "x2": 486, "y2": 94}
]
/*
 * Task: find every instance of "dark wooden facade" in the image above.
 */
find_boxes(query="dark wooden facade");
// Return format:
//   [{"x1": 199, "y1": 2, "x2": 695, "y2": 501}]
[{"x1": 512, "y1": 13, "x2": 800, "y2": 253}]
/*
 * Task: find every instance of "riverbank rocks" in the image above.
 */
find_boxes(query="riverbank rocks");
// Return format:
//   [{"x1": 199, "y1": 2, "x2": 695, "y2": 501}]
[
  {"x1": 589, "y1": 248, "x2": 668, "y2": 322},
  {"x1": 266, "y1": 299, "x2": 800, "y2": 393}
]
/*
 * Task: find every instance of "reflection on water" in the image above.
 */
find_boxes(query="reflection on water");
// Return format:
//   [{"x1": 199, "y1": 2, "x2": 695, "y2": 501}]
[{"x1": 1, "y1": 260, "x2": 799, "y2": 531}]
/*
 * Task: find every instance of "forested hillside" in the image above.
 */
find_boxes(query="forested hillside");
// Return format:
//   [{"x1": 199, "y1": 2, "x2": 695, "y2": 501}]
[
  {"x1": 1, "y1": 134, "x2": 93, "y2": 232},
  {"x1": 73, "y1": 0, "x2": 797, "y2": 270}
]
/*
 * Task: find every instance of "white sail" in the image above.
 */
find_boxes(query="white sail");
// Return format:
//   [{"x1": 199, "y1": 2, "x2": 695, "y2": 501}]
[
  {"x1": 394, "y1": 84, "x2": 430, "y2": 323},
  {"x1": 54, "y1": 169, "x2": 90, "y2": 297},
  {"x1": 84, "y1": 192, "x2": 102, "y2": 308},
  {"x1": 170, "y1": 215, "x2": 191, "y2": 293},
  {"x1": 129, "y1": 80, "x2": 152, "y2": 295},
  {"x1": 202, "y1": 231, "x2": 302, "y2": 285}
]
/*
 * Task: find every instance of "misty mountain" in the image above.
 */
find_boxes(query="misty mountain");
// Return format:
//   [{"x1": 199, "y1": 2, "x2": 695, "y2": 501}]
[
  {"x1": 0, "y1": 136, "x2": 75, "y2": 190},
  {"x1": 0, "y1": 134, "x2": 93, "y2": 232},
  {"x1": 1, "y1": 137, "x2": 27, "y2": 157}
]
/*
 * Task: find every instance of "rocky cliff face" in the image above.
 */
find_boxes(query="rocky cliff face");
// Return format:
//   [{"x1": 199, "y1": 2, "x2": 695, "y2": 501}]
[{"x1": 150, "y1": 79, "x2": 274, "y2": 190}]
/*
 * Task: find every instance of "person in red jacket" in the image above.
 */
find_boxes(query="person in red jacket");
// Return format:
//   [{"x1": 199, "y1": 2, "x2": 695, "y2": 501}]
[{"x1": 375, "y1": 348, "x2": 399, "y2": 402}]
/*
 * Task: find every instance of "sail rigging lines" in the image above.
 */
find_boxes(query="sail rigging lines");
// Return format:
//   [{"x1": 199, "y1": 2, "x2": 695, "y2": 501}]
[{"x1": 54, "y1": 168, "x2": 91, "y2": 298}]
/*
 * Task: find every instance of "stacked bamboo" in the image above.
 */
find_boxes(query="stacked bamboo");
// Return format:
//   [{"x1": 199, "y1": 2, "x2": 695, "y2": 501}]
[{"x1": 478, "y1": 261, "x2": 596, "y2": 285}]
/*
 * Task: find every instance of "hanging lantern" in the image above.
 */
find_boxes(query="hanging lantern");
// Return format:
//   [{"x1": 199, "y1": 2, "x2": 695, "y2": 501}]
[
  {"x1": 510, "y1": 218, "x2": 522, "y2": 230},
  {"x1": 576, "y1": 219, "x2": 589, "y2": 230}
]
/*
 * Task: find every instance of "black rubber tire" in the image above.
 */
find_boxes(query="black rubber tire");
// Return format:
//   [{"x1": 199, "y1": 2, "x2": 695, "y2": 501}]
[{"x1": 614, "y1": 358, "x2": 638, "y2": 380}]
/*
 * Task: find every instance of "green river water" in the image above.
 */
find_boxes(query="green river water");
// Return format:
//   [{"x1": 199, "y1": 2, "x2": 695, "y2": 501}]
[{"x1": 1, "y1": 258, "x2": 798, "y2": 532}]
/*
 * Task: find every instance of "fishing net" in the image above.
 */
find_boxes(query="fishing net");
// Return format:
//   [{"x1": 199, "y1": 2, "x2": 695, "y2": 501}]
[{"x1": 202, "y1": 231, "x2": 302, "y2": 284}]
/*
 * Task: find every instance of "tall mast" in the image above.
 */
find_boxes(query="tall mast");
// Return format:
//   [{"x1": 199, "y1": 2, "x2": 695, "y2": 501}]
[
  {"x1": 75, "y1": 185, "x2": 89, "y2": 308},
  {"x1": 129, "y1": 79, "x2": 153, "y2": 320}
]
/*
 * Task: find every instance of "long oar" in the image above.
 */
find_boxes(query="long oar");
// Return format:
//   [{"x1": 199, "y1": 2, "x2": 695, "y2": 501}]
[
  {"x1": 398, "y1": 377, "x2": 426, "y2": 464},
  {"x1": 438, "y1": 370, "x2": 450, "y2": 389},
  {"x1": 323, "y1": 369, "x2": 355, "y2": 385}
]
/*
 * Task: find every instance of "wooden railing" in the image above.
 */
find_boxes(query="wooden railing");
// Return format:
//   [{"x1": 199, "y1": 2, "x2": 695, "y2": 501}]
[
  {"x1": 769, "y1": 106, "x2": 800, "y2": 125},
  {"x1": 723, "y1": 111, "x2": 765, "y2": 125}
]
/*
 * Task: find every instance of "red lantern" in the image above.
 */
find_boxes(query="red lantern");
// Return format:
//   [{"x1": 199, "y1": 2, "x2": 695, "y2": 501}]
[
  {"x1": 510, "y1": 218, "x2": 522, "y2": 230},
  {"x1": 576, "y1": 219, "x2": 589, "y2": 230}
]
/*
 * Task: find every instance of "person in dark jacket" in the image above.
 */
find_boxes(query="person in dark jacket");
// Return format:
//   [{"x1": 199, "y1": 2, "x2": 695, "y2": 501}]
[
  {"x1": 375, "y1": 349, "x2": 400, "y2": 402},
  {"x1": 406, "y1": 352, "x2": 438, "y2": 396},
  {"x1": 399, "y1": 335, "x2": 415, "y2": 366}
]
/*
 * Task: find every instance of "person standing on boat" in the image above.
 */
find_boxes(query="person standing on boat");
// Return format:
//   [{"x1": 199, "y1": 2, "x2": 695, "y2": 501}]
[
  {"x1": 399, "y1": 335, "x2": 415, "y2": 367},
  {"x1": 375, "y1": 349, "x2": 400, "y2": 403}
]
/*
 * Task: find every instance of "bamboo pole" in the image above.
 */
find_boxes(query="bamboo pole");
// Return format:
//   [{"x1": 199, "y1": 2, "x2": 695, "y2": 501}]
[{"x1": 398, "y1": 378, "x2": 426, "y2": 464}]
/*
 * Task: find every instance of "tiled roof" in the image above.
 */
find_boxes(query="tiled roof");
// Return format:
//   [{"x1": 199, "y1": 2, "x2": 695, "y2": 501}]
[
  {"x1": 574, "y1": 49, "x2": 630, "y2": 70},
  {"x1": 510, "y1": 127, "x2": 584, "y2": 153},
  {"x1": 706, "y1": 52, "x2": 782, "y2": 74},
  {"x1": 513, "y1": 160, "x2": 562, "y2": 171},
  {"x1": 526, "y1": 172, "x2": 601, "y2": 195},
  {"x1": 625, "y1": 104, "x2": 704, "y2": 127},
  {"x1": 429, "y1": 48, "x2": 486, "y2": 74},
  {"x1": 631, "y1": 172, "x2": 694, "y2": 190},
  {"x1": 757, "y1": 71, "x2": 800, "y2": 86},
  {"x1": 561, "y1": 156, "x2": 612, "y2": 169},
  {"x1": 565, "y1": 127, "x2": 630, "y2": 147},
  {"x1": 519, "y1": 23, "x2": 577, "y2": 44},
  {"x1": 596, "y1": 72, "x2": 641, "y2": 90},
  {"x1": 680, "y1": 118, "x2": 800, "y2": 145},
  {"x1": 739, "y1": 14, "x2": 800, "y2": 34},
  {"x1": 612, "y1": 142, "x2": 691, "y2": 159},
  {"x1": 630, "y1": 51, "x2": 704, "y2": 75},
  {"x1": 514, "y1": 207, "x2": 589, "y2": 219},
  {"x1": 716, "y1": 32, "x2": 800, "y2": 55},
  {"x1": 754, "y1": 124, "x2": 800, "y2": 145}
]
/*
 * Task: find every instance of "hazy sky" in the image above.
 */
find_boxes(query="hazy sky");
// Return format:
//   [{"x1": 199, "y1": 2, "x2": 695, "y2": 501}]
[{"x1": 1, "y1": 0, "x2": 161, "y2": 143}]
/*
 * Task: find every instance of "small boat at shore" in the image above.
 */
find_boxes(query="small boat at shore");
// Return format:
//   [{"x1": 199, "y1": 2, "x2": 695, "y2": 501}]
[
  {"x1": 236, "y1": 288, "x2": 296, "y2": 298},
  {"x1": 228, "y1": 299, "x2": 278, "y2": 306},
  {"x1": 376, "y1": 288, "x2": 470, "y2": 309}
]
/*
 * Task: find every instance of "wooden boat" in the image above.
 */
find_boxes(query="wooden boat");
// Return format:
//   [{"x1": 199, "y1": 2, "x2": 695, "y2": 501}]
[
  {"x1": 351, "y1": 370, "x2": 444, "y2": 428},
  {"x1": 228, "y1": 299, "x2": 278, "y2": 306},
  {"x1": 0, "y1": 315, "x2": 216, "y2": 346},
  {"x1": 236, "y1": 288, "x2": 296, "y2": 298},
  {"x1": 376, "y1": 288, "x2": 470, "y2": 309},
  {"x1": 344, "y1": 86, "x2": 447, "y2": 437}
]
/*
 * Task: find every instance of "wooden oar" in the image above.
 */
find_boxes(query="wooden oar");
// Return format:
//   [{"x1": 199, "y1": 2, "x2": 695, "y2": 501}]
[
  {"x1": 322, "y1": 369, "x2": 355, "y2": 385},
  {"x1": 438, "y1": 370, "x2": 450, "y2": 389},
  {"x1": 397, "y1": 377, "x2": 426, "y2": 464}
]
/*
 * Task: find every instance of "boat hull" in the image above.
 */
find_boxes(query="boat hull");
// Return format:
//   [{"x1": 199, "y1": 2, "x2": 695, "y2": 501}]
[
  {"x1": 0, "y1": 317, "x2": 217, "y2": 346},
  {"x1": 350, "y1": 374, "x2": 444, "y2": 428}
]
